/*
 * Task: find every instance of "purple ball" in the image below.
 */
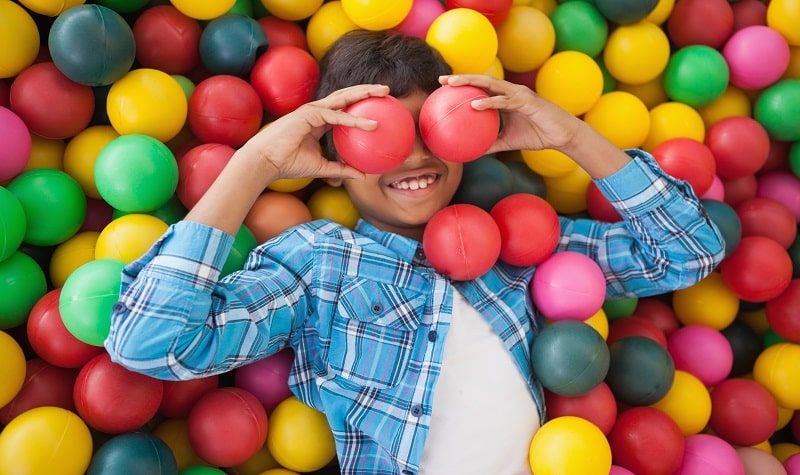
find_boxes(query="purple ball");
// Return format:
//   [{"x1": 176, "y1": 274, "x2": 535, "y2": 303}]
[{"x1": 234, "y1": 348, "x2": 294, "y2": 414}]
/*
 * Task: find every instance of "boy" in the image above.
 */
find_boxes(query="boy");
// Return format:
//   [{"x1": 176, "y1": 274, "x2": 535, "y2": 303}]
[{"x1": 105, "y1": 30, "x2": 725, "y2": 474}]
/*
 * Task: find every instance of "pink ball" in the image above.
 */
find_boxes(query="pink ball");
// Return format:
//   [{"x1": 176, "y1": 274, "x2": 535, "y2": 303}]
[
  {"x1": 700, "y1": 175, "x2": 725, "y2": 201},
  {"x1": 419, "y1": 85, "x2": 500, "y2": 163},
  {"x1": 610, "y1": 466, "x2": 636, "y2": 475},
  {"x1": 393, "y1": 0, "x2": 445, "y2": 38},
  {"x1": 531, "y1": 251, "x2": 607, "y2": 321},
  {"x1": 667, "y1": 324, "x2": 733, "y2": 387},
  {"x1": 722, "y1": 25, "x2": 790, "y2": 90},
  {"x1": 786, "y1": 453, "x2": 800, "y2": 475},
  {"x1": 234, "y1": 348, "x2": 294, "y2": 415},
  {"x1": 0, "y1": 106, "x2": 31, "y2": 182},
  {"x1": 756, "y1": 171, "x2": 800, "y2": 222},
  {"x1": 676, "y1": 434, "x2": 745, "y2": 475},
  {"x1": 333, "y1": 95, "x2": 416, "y2": 174},
  {"x1": 422, "y1": 203, "x2": 501, "y2": 281}
]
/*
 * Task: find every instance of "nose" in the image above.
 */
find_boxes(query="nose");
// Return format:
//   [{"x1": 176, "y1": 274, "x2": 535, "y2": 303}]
[{"x1": 403, "y1": 134, "x2": 435, "y2": 165}]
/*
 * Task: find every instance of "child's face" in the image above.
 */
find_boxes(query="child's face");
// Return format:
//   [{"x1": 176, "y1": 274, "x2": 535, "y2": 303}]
[{"x1": 335, "y1": 89, "x2": 463, "y2": 241}]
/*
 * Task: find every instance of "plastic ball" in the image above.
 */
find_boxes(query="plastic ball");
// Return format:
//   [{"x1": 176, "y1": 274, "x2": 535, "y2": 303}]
[
  {"x1": 10, "y1": 61, "x2": 95, "y2": 140},
  {"x1": 250, "y1": 45, "x2": 320, "y2": 117},
  {"x1": 132, "y1": 5, "x2": 202, "y2": 75},
  {"x1": 221, "y1": 225, "x2": 257, "y2": 278},
  {"x1": 642, "y1": 101, "x2": 706, "y2": 152},
  {"x1": 426, "y1": 7, "x2": 498, "y2": 75},
  {"x1": 549, "y1": 1, "x2": 608, "y2": 57},
  {"x1": 606, "y1": 315, "x2": 667, "y2": 348},
  {"x1": 159, "y1": 376, "x2": 219, "y2": 420},
  {"x1": 0, "y1": 107, "x2": 31, "y2": 182},
  {"x1": 668, "y1": 324, "x2": 733, "y2": 387},
  {"x1": 0, "y1": 329, "x2": 26, "y2": 407},
  {"x1": 96, "y1": 214, "x2": 169, "y2": 263},
  {"x1": 531, "y1": 251, "x2": 606, "y2": 321},
  {"x1": 394, "y1": 0, "x2": 445, "y2": 39},
  {"x1": 736, "y1": 197, "x2": 797, "y2": 250},
  {"x1": 663, "y1": 45, "x2": 730, "y2": 108},
  {"x1": 199, "y1": 14, "x2": 267, "y2": 77},
  {"x1": 650, "y1": 369, "x2": 712, "y2": 437},
  {"x1": 257, "y1": 15, "x2": 308, "y2": 50},
  {"x1": 723, "y1": 25, "x2": 791, "y2": 90},
  {"x1": 756, "y1": 171, "x2": 800, "y2": 222},
  {"x1": 341, "y1": 0, "x2": 412, "y2": 31},
  {"x1": 666, "y1": 0, "x2": 734, "y2": 49},
  {"x1": 422, "y1": 203, "x2": 501, "y2": 281},
  {"x1": 305, "y1": 1, "x2": 359, "y2": 61},
  {"x1": 58, "y1": 258, "x2": 126, "y2": 346},
  {"x1": 602, "y1": 297, "x2": 638, "y2": 321},
  {"x1": 495, "y1": 6, "x2": 554, "y2": 73},
  {"x1": 151, "y1": 419, "x2": 208, "y2": 470},
  {"x1": 0, "y1": 358, "x2": 78, "y2": 427},
  {"x1": 651, "y1": 137, "x2": 716, "y2": 197},
  {"x1": 244, "y1": 192, "x2": 312, "y2": 243},
  {"x1": 676, "y1": 434, "x2": 745, "y2": 475},
  {"x1": 0, "y1": 406, "x2": 93, "y2": 475},
  {"x1": 731, "y1": 0, "x2": 768, "y2": 31},
  {"x1": 177, "y1": 143, "x2": 235, "y2": 210},
  {"x1": 333, "y1": 95, "x2": 415, "y2": 173},
  {"x1": 48, "y1": 4, "x2": 135, "y2": 86},
  {"x1": 607, "y1": 406, "x2": 685, "y2": 475},
  {"x1": 93, "y1": 0, "x2": 149, "y2": 14},
  {"x1": 544, "y1": 382, "x2": 617, "y2": 435},
  {"x1": 583, "y1": 91, "x2": 650, "y2": 150},
  {"x1": 260, "y1": 0, "x2": 323, "y2": 21},
  {"x1": 535, "y1": 51, "x2": 604, "y2": 116},
  {"x1": 705, "y1": 115, "x2": 771, "y2": 179},
  {"x1": 543, "y1": 166, "x2": 592, "y2": 215},
  {"x1": 106, "y1": 68, "x2": 188, "y2": 142},
  {"x1": 489, "y1": 193, "x2": 560, "y2": 267},
  {"x1": 0, "y1": 1, "x2": 39, "y2": 79},
  {"x1": 595, "y1": 0, "x2": 657, "y2": 24},
  {"x1": 603, "y1": 21, "x2": 671, "y2": 85},
  {"x1": 7, "y1": 168, "x2": 87, "y2": 246},
  {"x1": 49, "y1": 231, "x2": 99, "y2": 289},
  {"x1": 787, "y1": 453, "x2": 800, "y2": 474},
  {"x1": 528, "y1": 416, "x2": 612, "y2": 475},
  {"x1": 0, "y1": 252, "x2": 47, "y2": 329},
  {"x1": 95, "y1": 134, "x2": 179, "y2": 213},
  {"x1": 445, "y1": 0, "x2": 513, "y2": 27},
  {"x1": 719, "y1": 236, "x2": 793, "y2": 303},
  {"x1": 696, "y1": 85, "x2": 752, "y2": 129},
  {"x1": 672, "y1": 271, "x2": 739, "y2": 329},
  {"x1": 169, "y1": 0, "x2": 236, "y2": 20},
  {"x1": 0, "y1": 185, "x2": 26, "y2": 261},
  {"x1": 235, "y1": 348, "x2": 294, "y2": 414},
  {"x1": 708, "y1": 377, "x2": 779, "y2": 446},
  {"x1": 307, "y1": 185, "x2": 360, "y2": 229},
  {"x1": 766, "y1": 279, "x2": 800, "y2": 343},
  {"x1": 753, "y1": 79, "x2": 800, "y2": 142},
  {"x1": 767, "y1": 0, "x2": 800, "y2": 46},
  {"x1": 187, "y1": 75, "x2": 262, "y2": 148},
  {"x1": 419, "y1": 85, "x2": 500, "y2": 163},
  {"x1": 736, "y1": 446, "x2": 787, "y2": 475},
  {"x1": 520, "y1": 148, "x2": 578, "y2": 178},
  {"x1": 267, "y1": 396, "x2": 335, "y2": 472},
  {"x1": 531, "y1": 320, "x2": 610, "y2": 396},
  {"x1": 753, "y1": 342, "x2": 800, "y2": 409},
  {"x1": 720, "y1": 320, "x2": 762, "y2": 378},
  {"x1": 63, "y1": 126, "x2": 119, "y2": 200},
  {"x1": 606, "y1": 335, "x2": 675, "y2": 406},
  {"x1": 86, "y1": 432, "x2": 178, "y2": 475},
  {"x1": 633, "y1": 297, "x2": 681, "y2": 338}
]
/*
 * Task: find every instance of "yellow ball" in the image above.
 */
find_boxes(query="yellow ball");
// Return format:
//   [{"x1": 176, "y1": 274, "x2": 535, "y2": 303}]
[
  {"x1": 0, "y1": 330, "x2": 26, "y2": 408},
  {"x1": 152, "y1": 419, "x2": 207, "y2": 471},
  {"x1": 767, "y1": 0, "x2": 800, "y2": 46},
  {"x1": 671, "y1": 271, "x2": 740, "y2": 330},
  {"x1": 307, "y1": 185, "x2": 360, "y2": 229},
  {"x1": 584, "y1": 91, "x2": 651, "y2": 149},
  {"x1": 696, "y1": 86, "x2": 752, "y2": 129},
  {"x1": 529, "y1": 416, "x2": 612, "y2": 475},
  {"x1": 782, "y1": 45, "x2": 800, "y2": 80},
  {"x1": 258, "y1": 470, "x2": 300, "y2": 475},
  {"x1": 0, "y1": 1, "x2": 40, "y2": 78},
  {"x1": 107, "y1": 68, "x2": 188, "y2": 143},
  {"x1": 777, "y1": 404, "x2": 795, "y2": 431},
  {"x1": 527, "y1": 0, "x2": 557, "y2": 15},
  {"x1": 426, "y1": 7, "x2": 498, "y2": 75},
  {"x1": 260, "y1": 0, "x2": 324, "y2": 21},
  {"x1": 603, "y1": 21, "x2": 671, "y2": 85},
  {"x1": 49, "y1": 231, "x2": 100, "y2": 289},
  {"x1": 772, "y1": 442, "x2": 800, "y2": 463},
  {"x1": 24, "y1": 134, "x2": 66, "y2": 172},
  {"x1": 484, "y1": 56, "x2": 505, "y2": 80},
  {"x1": 496, "y1": 6, "x2": 555, "y2": 73},
  {"x1": 268, "y1": 177, "x2": 314, "y2": 193},
  {"x1": 641, "y1": 101, "x2": 706, "y2": 152},
  {"x1": 63, "y1": 125, "x2": 120, "y2": 199},
  {"x1": 169, "y1": 0, "x2": 236, "y2": 20},
  {"x1": 341, "y1": 0, "x2": 412, "y2": 31},
  {"x1": 583, "y1": 308, "x2": 609, "y2": 341},
  {"x1": 233, "y1": 443, "x2": 281, "y2": 475},
  {"x1": 753, "y1": 343, "x2": 800, "y2": 410},
  {"x1": 0, "y1": 407, "x2": 93, "y2": 475},
  {"x1": 306, "y1": 1, "x2": 359, "y2": 61},
  {"x1": 615, "y1": 75, "x2": 668, "y2": 110},
  {"x1": 650, "y1": 370, "x2": 711, "y2": 436},
  {"x1": 267, "y1": 396, "x2": 336, "y2": 473},
  {"x1": 535, "y1": 51, "x2": 603, "y2": 116},
  {"x1": 544, "y1": 166, "x2": 591, "y2": 215},
  {"x1": 520, "y1": 148, "x2": 578, "y2": 178},
  {"x1": 95, "y1": 214, "x2": 169, "y2": 263},
  {"x1": 645, "y1": 0, "x2": 675, "y2": 25},
  {"x1": 18, "y1": 0, "x2": 84, "y2": 16}
]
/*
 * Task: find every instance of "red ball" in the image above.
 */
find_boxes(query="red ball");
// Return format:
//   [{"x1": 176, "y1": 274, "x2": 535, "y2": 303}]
[
  {"x1": 718, "y1": 235, "x2": 793, "y2": 302},
  {"x1": 187, "y1": 387, "x2": 268, "y2": 467},
  {"x1": 731, "y1": 0, "x2": 767, "y2": 32},
  {"x1": 666, "y1": 0, "x2": 734, "y2": 49},
  {"x1": 608, "y1": 406, "x2": 686, "y2": 475},
  {"x1": 721, "y1": 174, "x2": 758, "y2": 208},
  {"x1": 9, "y1": 62, "x2": 95, "y2": 139},
  {"x1": 0, "y1": 358, "x2": 78, "y2": 426},
  {"x1": 445, "y1": 0, "x2": 513, "y2": 26},
  {"x1": 705, "y1": 116, "x2": 771, "y2": 179},
  {"x1": 708, "y1": 378, "x2": 779, "y2": 446},
  {"x1": 607, "y1": 316, "x2": 668, "y2": 348},
  {"x1": 132, "y1": 5, "x2": 202, "y2": 75},
  {"x1": 544, "y1": 382, "x2": 618, "y2": 435},
  {"x1": 26, "y1": 289, "x2": 105, "y2": 369},
  {"x1": 332, "y1": 95, "x2": 416, "y2": 174},
  {"x1": 74, "y1": 352, "x2": 164, "y2": 434},
  {"x1": 188, "y1": 75, "x2": 263, "y2": 147},
  {"x1": 651, "y1": 137, "x2": 716, "y2": 197},
  {"x1": 489, "y1": 193, "x2": 560, "y2": 266},
  {"x1": 234, "y1": 348, "x2": 294, "y2": 415},
  {"x1": 766, "y1": 279, "x2": 800, "y2": 343},
  {"x1": 257, "y1": 16, "x2": 308, "y2": 50},
  {"x1": 423, "y1": 203, "x2": 501, "y2": 281},
  {"x1": 735, "y1": 197, "x2": 797, "y2": 249},
  {"x1": 633, "y1": 297, "x2": 680, "y2": 338},
  {"x1": 159, "y1": 375, "x2": 219, "y2": 419},
  {"x1": 177, "y1": 143, "x2": 236, "y2": 209},
  {"x1": 419, "y1": 85, "x2": 500, "y2": 163},
  {"x1": 586, "y1": 182, "x2": 622, "y2": 223},
  {"x1": 250, "y1": 45, "x2": 319, "y2": 117}
]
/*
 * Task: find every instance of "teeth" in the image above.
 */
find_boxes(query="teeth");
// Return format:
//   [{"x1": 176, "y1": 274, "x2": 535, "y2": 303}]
[{"x1": 391, "y1": 174, "x2": 436, "y2": 190}]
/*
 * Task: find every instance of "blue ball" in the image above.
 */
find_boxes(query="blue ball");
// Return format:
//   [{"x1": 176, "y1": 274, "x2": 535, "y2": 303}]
[{"x1": 199, "y1": 14, "x2": 268, "y2": 77}]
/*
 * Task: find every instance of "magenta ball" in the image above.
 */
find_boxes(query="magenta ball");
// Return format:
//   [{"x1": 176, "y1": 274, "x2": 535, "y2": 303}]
[
  {"x1": 531, "y1": 251, "x2": 607, "y2": 321},
  {"x1": 234, "y1": 348, "x2": 294, "y2": 414},
  {"x1": 393, "y1": 0, "x2": 445, "y2": 38},
  {"x1": 723, "y1": 25, "x2": 790, "y2": 90},
  {"x1": 419, "y1": 85, "x2": 500, "y2": 163},
  {"x1": 422, "y1": 203, "x2": 501, "y2": 281},
  {"x1": 676, "y1": 434, "x2": 745, "y2": 475},
  {"x1": 0, "y1": 106, "x2": 31, "y2": 181},
  {"x1": 610, "y1": 467, "x2": 636, "y2": 475},
  {"x1": 667, "y1": 324, "x2": 733, "y2": 387},
  {"x1": 786, "y1": 453, "x2": 800, "y2": 475},
  {"x1": 701, "y1": 175, "x2": 725, "y2": 201},
  {"x1": 756, "y1": 171, "x2": 800, "y2": 222},
  {"x1": 333, "y1": 95, "x2": 416, "y2": 174}
]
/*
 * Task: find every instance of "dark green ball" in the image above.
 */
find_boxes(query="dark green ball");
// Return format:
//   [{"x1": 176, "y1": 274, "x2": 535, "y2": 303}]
[
  {"x1": 606, "y1": 336, "x2": 674, "y2": 406},
  {"x1": 86, "y1": 432, "x2": 178, "y2": 475},
  {"x1": 452, "y1": 155, "x2": 515, "y2": 212},
  {"x1": 701, "y1": 199, "x2": 742, "y2": 257}
]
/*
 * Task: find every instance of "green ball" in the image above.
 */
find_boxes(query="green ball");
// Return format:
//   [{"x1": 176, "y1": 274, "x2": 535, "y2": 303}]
[
  {"x1": 602, "y1": 297, "x2": 638, "y2": 320},
  {"x1": 664, "y1": 45, "x2": 730, "y2": 107},
  {"x1": 754, "y1": 79, "x2": 800, "y2": 142},
  {"x1": 452, "y1": 155, "x2": 514, "y2": 212},
  {"x1": 531, "y1": 320, "x2": 610, "y2": 396},
  {"x1": 606, "y1": 335, "x2": 675, "y2": 406},
  {"x1": 0, "y1": 186, "x2": 26, "y2": 262},
  {"x1": 91, "y1": 0, "x2": 149, "y2": 13},
  {"x1": 59, "y1": 258, "x2": 126, "y2": 346},
  {"x1": 0, "y1": 251, "x2": 47, "y2": 329},
  {"x1": 701, "y1": 198, "x2": 742, "y2": 257},
  {"x1": 221, "y1": 225, "x2": 257, "y2": 278},
  {"x1": 95, "y1": 134, "x2": 179, "y2": 214},
  {"x1": 87, "y1": 432, "x2": 178, "y2": 475},
  {"x1": 113, "y1": 194, "x2": 187, "y2": 225},
  {"x1": 7, "y1": 169, "x2": 87, "y2": 247},
  {"x1": 551, "y1": 1, "x2": 608, "y2": 58},
  {"x1": 179, "y1": 466, "x2": 227, "y2": 475},
  {"x1": 596, "y1": 0, "x2": 657, "y2": 24}
]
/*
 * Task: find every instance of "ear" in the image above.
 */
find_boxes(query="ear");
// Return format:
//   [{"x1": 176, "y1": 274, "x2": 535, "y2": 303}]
[{"x1": 322, "y1": 176, "x2": 344, "y2": 187}]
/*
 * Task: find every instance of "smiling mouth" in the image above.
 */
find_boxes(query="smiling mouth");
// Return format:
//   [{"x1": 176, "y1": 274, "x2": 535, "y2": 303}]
[{"x1": 388, "y1": 173, "x2": 439, "y2": 190}]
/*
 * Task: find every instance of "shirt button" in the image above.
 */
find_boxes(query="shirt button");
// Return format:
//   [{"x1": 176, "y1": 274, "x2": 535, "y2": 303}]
[
  {"x1": 112, "y1": 302, "x2": 127, "y2": 313},
  {"x1": 428, "y1": 330, "x2": 437, "y2": 342},
  {"x1": 415, "y1": 249, "x2": 425, "y2": 260},
  {"x1": 410, "y1": 404, "x2": 423, "y2": 417},
  {"x1": 370, "y1": 303, "x2": 383, "y2": 314}
]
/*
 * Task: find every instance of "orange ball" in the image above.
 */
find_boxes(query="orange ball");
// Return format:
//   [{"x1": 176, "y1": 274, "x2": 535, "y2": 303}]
[{"x1": 244, "y1": 192, "x2": 312, "y2": 243}]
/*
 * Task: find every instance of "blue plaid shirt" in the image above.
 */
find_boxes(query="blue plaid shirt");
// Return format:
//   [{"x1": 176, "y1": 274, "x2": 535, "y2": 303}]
[{"x1": 106, "y1": 150, "x2": 724, "y2": 474}]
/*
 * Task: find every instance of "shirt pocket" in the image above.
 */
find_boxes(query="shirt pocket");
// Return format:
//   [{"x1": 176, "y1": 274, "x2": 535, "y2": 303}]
[{"x1": 328, "y1": 278, "x2": 428, "y2": 389}]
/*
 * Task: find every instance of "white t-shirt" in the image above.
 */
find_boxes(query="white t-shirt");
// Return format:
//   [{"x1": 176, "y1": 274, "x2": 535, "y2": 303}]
[{"x1": 419, "y1": 291, "x2": 541, "y2": 474}]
